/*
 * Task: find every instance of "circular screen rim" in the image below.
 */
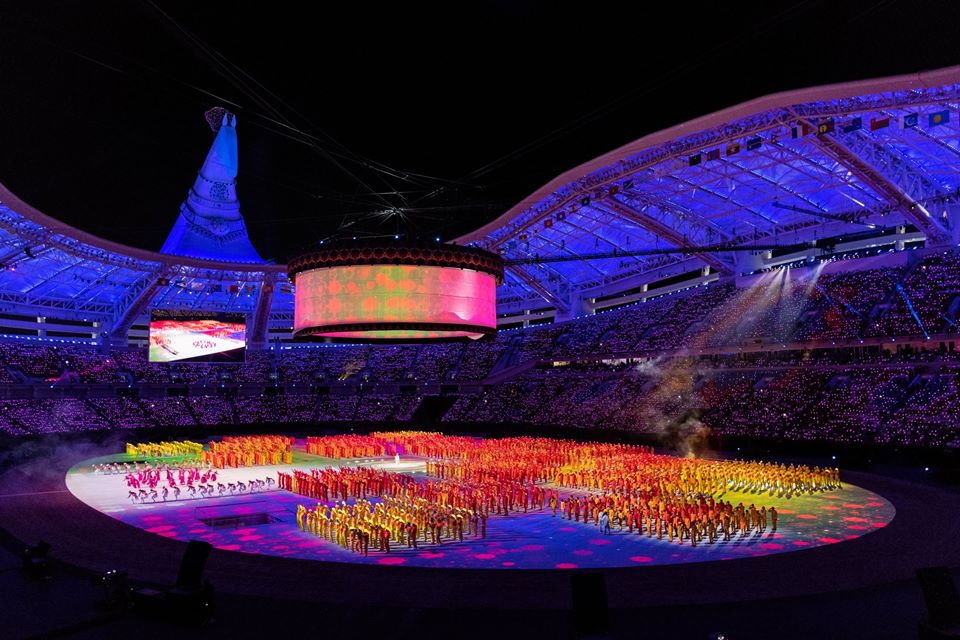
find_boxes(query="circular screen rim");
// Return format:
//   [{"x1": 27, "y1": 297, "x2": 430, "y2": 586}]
[{"x1": 292, "y1": 321, "x2": 495, "y2": 343}]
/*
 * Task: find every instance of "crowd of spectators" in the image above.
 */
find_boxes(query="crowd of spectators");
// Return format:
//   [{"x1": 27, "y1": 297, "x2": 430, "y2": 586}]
[
  {"x1": 441, "y1": 357, "x2": 960, "y2": 449},
  {"x1": 3, "y1": 348, "x2": 960, "y2": 448},
  {"x1": 0, "y1": 391, "x2": 424, "y2": 435},
  {"x1": 865, "y1": 251, "x2": 960, "y2": 337},
  {"x1": 2, "y1": 249, "x2": 960, "y2": 447},
  {"x1": 0, "y1": 256, "x2": 956, "y2": 388}
]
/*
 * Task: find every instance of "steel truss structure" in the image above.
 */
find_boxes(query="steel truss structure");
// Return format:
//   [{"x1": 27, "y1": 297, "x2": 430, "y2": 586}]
[
  {"x1": 460, "y1": 66, "x2": 960, "y2": 310},
  {"x1": 1, "y1": 67, "x2": 960, "y2": 332}
]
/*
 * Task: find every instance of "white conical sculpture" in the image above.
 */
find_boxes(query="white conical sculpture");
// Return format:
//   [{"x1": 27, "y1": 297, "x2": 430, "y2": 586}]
[{"x1": 159, "y1": 115, "x2": 264, "y2": 263}]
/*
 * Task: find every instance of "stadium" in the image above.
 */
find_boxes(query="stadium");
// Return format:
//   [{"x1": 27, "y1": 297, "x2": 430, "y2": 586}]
[{"x1": 3, "y1": 4, "x2": 960, "y2": 640}]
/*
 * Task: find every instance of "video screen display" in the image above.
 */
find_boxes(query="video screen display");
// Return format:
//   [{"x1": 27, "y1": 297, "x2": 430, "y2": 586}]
[
  {"x1": 294, "y1": 264, "x2": 497, "y2": 340},
  {"x1": 149, "y1": 310, "x2": 246, "y2": 363}
]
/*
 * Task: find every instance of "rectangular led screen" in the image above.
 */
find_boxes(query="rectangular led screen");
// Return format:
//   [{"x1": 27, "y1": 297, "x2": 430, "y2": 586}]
[
  {"x1": 294, "y1": 265, "x2": 496, "y2": 340},
  {"x1": 149, "y1": 310, "x2": 246, "y2": 363}
]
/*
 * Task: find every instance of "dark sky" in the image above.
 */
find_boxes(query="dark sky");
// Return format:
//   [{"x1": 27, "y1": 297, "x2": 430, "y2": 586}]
[{"x1": 1, "y1": 1, "x2": 958, "y2": 263}]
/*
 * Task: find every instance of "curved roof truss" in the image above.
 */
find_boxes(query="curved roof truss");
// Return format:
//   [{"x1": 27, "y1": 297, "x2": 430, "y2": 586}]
[{"x1": 459, "y1": 65, "x2": 960, "y2": 308}]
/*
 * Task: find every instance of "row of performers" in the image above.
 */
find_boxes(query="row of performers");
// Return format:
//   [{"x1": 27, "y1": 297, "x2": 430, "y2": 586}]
[
  {"x1": 278, "y1": 466, "x2": 554, "y2": 517},
  {"x1": 203, "y1": 435, "x2": 294, "y2": 468},
  {"x1": 305, "y1": 435, "x2": 399, "y2": 459},
  {"x1": 125, "y1": 440, "x2": 203, "y2": 459},
  {"x1": 296, "y1": 495, "x2": 488, "y2": 555},
  {"x1": 553, "y1": 492, "x2": 779, "y2": 545}
]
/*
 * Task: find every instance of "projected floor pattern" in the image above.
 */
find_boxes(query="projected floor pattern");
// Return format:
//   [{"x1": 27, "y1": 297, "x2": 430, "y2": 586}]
[{"x1": 66, "y1": 451, "x2": 895, "y2": 570}]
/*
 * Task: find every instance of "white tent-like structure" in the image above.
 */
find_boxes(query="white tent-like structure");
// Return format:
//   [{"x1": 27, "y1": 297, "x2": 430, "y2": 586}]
[{"x1": 160, "y1": 114, "x2": 264, "y2": 264}]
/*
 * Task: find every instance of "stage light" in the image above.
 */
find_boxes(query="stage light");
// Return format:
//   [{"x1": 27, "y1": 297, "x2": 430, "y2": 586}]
[
  {"x1": 95, "y1": 569, "x2": 129, "y2": 607},
  {"x1": 23, "y1": 541, "x2": 51, "y2": 577}
]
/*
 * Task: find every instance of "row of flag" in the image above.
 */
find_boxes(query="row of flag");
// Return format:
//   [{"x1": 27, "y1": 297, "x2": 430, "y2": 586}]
[
  {"x1": 689, "y1": 136, "x2": 764, "y2": 166},
  {"x1": 689, "y1": 108, "x2": 951, "y2": 167},
  {"x1": 512, "y1": 107, "x2": 952, "y2": 237},
  {"x1": 155, "y1": 277, "x2": 296, "y2": 295}
]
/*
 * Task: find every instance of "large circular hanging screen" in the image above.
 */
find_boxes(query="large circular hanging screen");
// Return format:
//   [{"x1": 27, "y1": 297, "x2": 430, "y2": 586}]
[
  {"x1": 289, "y1": 240, "x2": 504, "y2": 342},
  {"x1": 294, "y1": 263, "x2": 497, "y2": 341}
]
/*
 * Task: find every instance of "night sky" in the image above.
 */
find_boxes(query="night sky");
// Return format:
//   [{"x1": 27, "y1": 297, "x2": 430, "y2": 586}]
[{"x1": 1, "y1": 1, "x2": 958, "y2": 263}]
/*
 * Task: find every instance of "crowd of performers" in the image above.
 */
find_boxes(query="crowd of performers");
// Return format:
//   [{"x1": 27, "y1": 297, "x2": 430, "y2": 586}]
[
  {"x1": 306, "y1": 435, "x2": 400, "y2": 458},
  {"x1": 427, "y1": 435, "x2": 838, "y2": 546},
  {"x1": 103, "y1": 432, "x2": 845, "y2": 554},
  {"x1": 554, "y1": 491, "x2": 780, "y2": 545},
  {"x1": 203, "y1": 435, "x2": 293, "y2": 468},
  {"x1": 282, "y1": 465, "x2": 547, "y2": 556},
  {"x1": 297, "y1": 432, "x2": 841, "y2": 550},
  {"x1": 295, "y1": 493, "x2": 486, "y2": 556},
  {"x1": 311, "y1": 430, "x2": 482, "y2": 464},
  {"x1": 122, "y1": 462, "x2": 275, "y2": 503},
  {"x1": 279, "y1": 465, "x2": 539, "y2": 518},
  {"x1": 371, "y1": 431, "x2": 479, "y2": 458},
  {"x1": 93, "y1": 459, "x2": 208, "y2": 475},
  {"x1": 125, "y1": 440, "x2": 203, "y2": 460}
]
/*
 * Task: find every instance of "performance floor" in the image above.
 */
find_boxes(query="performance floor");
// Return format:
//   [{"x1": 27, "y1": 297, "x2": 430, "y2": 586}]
[{"x1": 65, "y1": 446, "x2": 896, "y2": 570}]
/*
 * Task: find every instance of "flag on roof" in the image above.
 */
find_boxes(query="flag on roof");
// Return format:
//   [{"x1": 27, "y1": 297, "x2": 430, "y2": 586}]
[
  {"x1": 817, "y1": 120, "x2": 835, "y2": 135},
  {"x1": 746, "y1": 137, "x2": 762, "y2": 151},
  {"x1": 688, "y1": 153, "x2": 702, "y2": 166},
  {"x1": 841, "y1": 117, "x2": 862, "y2": 133},
  {"x1": 901, "y1": 112, "x2": 919, "y2": 129},
  {"x1": 791, "y1": 123, "x2": 814, "y2": 138},
  {"x1": 869, "y1": 116, "x2": 890, "y2": 131},
  {"x1": 928, "y1": 109, "x2": 950, "y2": 127},
  {"x1": 725, "y1": 142, "x2": 740, "y2": 156},
  {"x1": 705, "y1": 148, "x2": 720, "y2": 161}
]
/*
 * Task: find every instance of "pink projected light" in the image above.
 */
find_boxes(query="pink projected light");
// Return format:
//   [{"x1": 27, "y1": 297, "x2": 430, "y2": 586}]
[{"x1": 289, "y1": 244, "x2": 502, "y2": 342}]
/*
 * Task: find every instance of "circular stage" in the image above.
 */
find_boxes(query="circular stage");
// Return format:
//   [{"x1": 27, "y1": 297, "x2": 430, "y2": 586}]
[
  {"x1": 1, "y1": 434, "x2": 954, "y2": 612},
  {"x1": 64, "y1": 440, "x2": 895, "y2": 570}
]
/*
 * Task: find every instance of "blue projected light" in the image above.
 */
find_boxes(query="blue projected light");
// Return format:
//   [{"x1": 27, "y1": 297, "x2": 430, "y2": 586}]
[{"x1": 895, "y1": 283, "x2": 930, "y2": 339}]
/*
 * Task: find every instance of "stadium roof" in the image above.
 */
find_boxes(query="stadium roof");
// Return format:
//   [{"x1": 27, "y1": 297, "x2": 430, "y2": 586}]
[
  {"x1": 460, "y1": 65, "x2": 960, "y2": 310},
  {"x1": 1, "y1": 65, "x2": 960, "y2": 332}
]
